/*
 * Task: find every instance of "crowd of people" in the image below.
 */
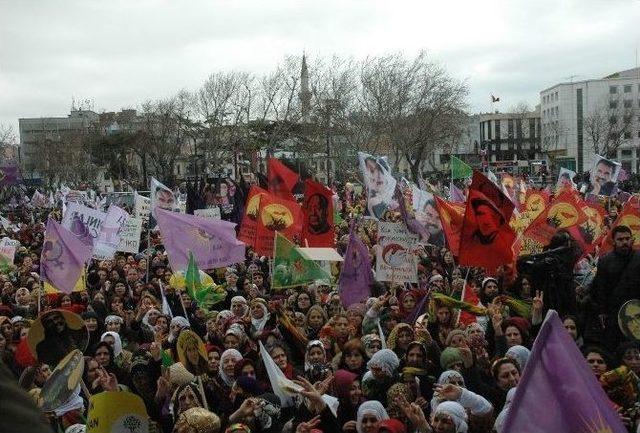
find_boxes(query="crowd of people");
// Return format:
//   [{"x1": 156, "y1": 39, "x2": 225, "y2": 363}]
[{"x1": 1, "y1": 164, "x2": 640, "y2": 433}]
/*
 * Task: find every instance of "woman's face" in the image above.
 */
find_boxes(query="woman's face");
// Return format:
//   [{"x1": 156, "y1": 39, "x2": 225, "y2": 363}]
[
  {"x1": 271, "y1": 348, "x2": 288, "y2": 370},
  {"x1": 402, "y1": 295, "x2": 416, "y2": 312},
  {"x1": 114, "y1": 283, "x2": 126, "y2": 296},
  {"x1": 85, "y1": 317, "x2": 98, "y2": 332},
  {"x1": 443, "y1": 251, "x2": 454, "y2": 264},
  {"x1": 360, "y1": 413, "x2": 379, "y2": 433},
  {"x1": 106, "y1": 321, "x2": 121, "y2": 332},
  {"x1": 178, "y1": 387, "x2": 200, "y2": 413},
  {"x1": 224, "y1": 334, "x2": 240, "y2": 350},
  {"x1": 16, "y1": 288, "x2": 30, "y2": 305},
  {"x1": 103, "y1": 335, "x2": 116, "y2": 350},
  {"x1": 94, "y1": 346, "x2": 111, "y2": 367},
  {"x1": 521, "y1": 278, "x2": 532, "y2": 297},
  {"x1": 406, "y1": 346, "x2": 424, "y2": 365},
  {"x1": 1, "y1": 321, "x2": 13, "y2": 339},
  {"x1": 36, "y1": 364, "x2": 52, "y2": 384},
  {"x1": 241, "y1": 364, "x2": 256, "y2": 378},
  {"x1": 208, "y1": 351, "x2": 220, "y2": 372},
  {"x1": 397, "y1": 328, "x2": 413, "y2": 349},
  {"x1": 449, "y1": 333, "x2": 467, "y2": 349},
  {"x1": 437, "y1": 307, "x2": 451, "y2": 324},
  {"x1": 432, "y1": 413, "x2": 456, "y2": 433},
  {"x1": 61, "y1": 295, "x2": 72, "y2": 308},
  {"x1": 349, "y1": 380, "x2": 362, "y2": 405},
  {"x1": 231, "y1": 301, "x2": 246, "y2": 317},
  {"x1": 452, "y1": 268, "x2": 462, "y2": 280},
  {"x1": 484, "y1": 281, "x2": 499, "y2": 298},
  {"x1": 297, "y1": 293, "x2": 311, "y2": 310},
  {"x1": 345, "y1": 350, "x2": 364, "y2": 371},
  {"x1": 497, "y1": 363, "x2": 520, "y2": 390},
  {"x1": 253, "y1": 274, "x2": 264, "y2": 287},
  {"x1": 623, "y1": 349, "x2": 640, "y2": 375},
  {"x1": 251, "y1": 304, "x2": 264, "y2": 319},
  {"x1": 111, "y1": 298, "x2": 123, "y2": 312},
  {"x1": 308, "y1": 310, "x2": 325, "y2": 329},
  {"x1": 563, "y1": 318, "x2": 578, "y2": 341},
  {"x1": 586, "y1": 352, "x2": 607, "y2": 377},
  {"x1": 86, "y1": 359, "x2": 100, "y2": 383},
  {"x1": 147, "y1": 309, "x2": 160, "y2": 324},
  {"x1": 155, "y1": 317, "x2": 168, "y2": 334},
  {"x1": 308, "y1": 346, "x2": 325, "y2": 364},
  {"x1": 222, "y1": 356, "x2": 237, "y2": 376},
  {"x1": 186, "y1": 344, "x2": 200, "y2": 365},
  {"x1": 335, "y1": 317, "x2": 350, "y2": 337},
  {"x1": 505, "y1": 326, "x2": 522, "y2": 347},
  {"x1": 94, "y1": 292, "x2": 106, "y2": 304}
]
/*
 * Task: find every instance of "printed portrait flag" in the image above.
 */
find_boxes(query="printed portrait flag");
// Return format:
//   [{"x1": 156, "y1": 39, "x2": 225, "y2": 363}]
[
  {"x1": 268, "y1": 158, "x2": 299, "y2": 201},
  {"x1": 458, "y1": 171, "x2": 516, "y2": 271},
  {"x1": 40, "y1": 218, "x2": 93, "y2": 294},
  {"x1": 339, "y1": 225, "x2": 373, "y2": 308},
  {"x1": 503, "y1": 310, "x2": 627, "y2": 433},
  {"x1": 155, "y1": 208, "x2": 245, "y2": 271},
  {"x1": 358, "y1": 151, "x2": 397, "y2": 220},
  {"x1": 302, "y1": 179, "x2": 335, "y2": 247}
]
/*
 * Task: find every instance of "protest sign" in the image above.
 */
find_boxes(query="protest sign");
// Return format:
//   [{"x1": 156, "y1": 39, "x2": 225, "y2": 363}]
[
  {"x1": 194, "y1": 207, "x2": 221, "y2": 220},
  {"x1": 61, "y1": 202, "x2": 107, "y2": 243},
  {"x1": 375, "y1": 222, "x2": 418, "y2": 283},
  {"x1": 117, "y1": 217, "x2": 143, "y2": 253},
  {"x1": 87, "y1": 391, "x2": 149, "y2": 433},
  {"x1": 93, "y1": 205, "x2": 129, "y2": 260},
  {"x1": 134, "y1": 192, "x2": 151, "y2": 222}
]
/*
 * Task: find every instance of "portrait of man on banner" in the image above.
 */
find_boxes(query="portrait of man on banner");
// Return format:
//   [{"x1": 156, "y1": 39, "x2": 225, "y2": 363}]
[
  {"x1": 589, "y1": 155, "x2": 621, "y2": 197},
  {"x1": 358, "y1": 152, "x2": 397, "y2": 220}
]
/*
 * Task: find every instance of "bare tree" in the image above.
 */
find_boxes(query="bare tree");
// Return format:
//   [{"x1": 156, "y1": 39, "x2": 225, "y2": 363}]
[
  {"x1": 0, "y1": 123, "x2": 19, "y2": 163},
  {"x1": 584, "y1": 101, "x2": 637, "y2": 159}
]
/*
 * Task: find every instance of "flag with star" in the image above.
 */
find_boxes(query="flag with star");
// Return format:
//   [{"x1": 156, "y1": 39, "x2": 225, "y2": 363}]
[
  {"x1": 272, "y1": 232, "x2": 330, "y2": 290},
  {"x1": 40, "y1": 218, "x2": 92, "y2": 294}
]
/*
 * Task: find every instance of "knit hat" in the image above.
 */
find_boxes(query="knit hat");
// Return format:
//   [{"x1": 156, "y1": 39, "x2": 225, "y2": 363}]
[
  {"x1": 333, "y1": 369, "x2": 359, "y2": 401},
  {"x1": 169, "y1": 362, "x2": 196, "y2": 386},
  {"x1": 433, "y1": 401, "x2": 468, "y2": 433},
  {"x1": 440, "y1": 347, "x2": 463, "y2": 370}
]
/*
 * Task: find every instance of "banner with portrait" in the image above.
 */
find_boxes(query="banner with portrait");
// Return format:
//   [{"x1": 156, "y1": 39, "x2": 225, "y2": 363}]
[
  {"x1": 358, "y1": 152, "x2": 397, "y2": 220},
  {"x1": 375, "y1": 222, "x2": 419, "y2": 283},
  {"x1": 589, "y1": 155, "x2": 621, "y2": 197},
  {"x1": 302, "y1": 179, "x2": 334, "y2": 247}
]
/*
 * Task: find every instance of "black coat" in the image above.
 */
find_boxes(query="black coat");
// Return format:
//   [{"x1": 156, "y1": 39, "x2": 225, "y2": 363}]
[{"x1": 592, "y1": 250, "x2": 640, "y2": 317}]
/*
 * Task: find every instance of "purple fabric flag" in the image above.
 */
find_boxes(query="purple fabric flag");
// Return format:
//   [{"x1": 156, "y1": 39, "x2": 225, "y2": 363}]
[
  {"x1": 69, "y1": 214, "x2": 94, "y2": 249},
  {"x1": 339, "y1": 223, "x2": 373, "y2": 308},
  {"x1": 449, "y1": 181, "x2": 465, "y2": 203},
  {"x1": 155, "y1": 208, "x2": 245, "y2": 271},
  {"x1": 40, "y1": 218, "x2": 92, "y2": 294},
  {"x1": 0, "y1": 166, "x2": 20, "y2": 186},
  {"x1": 503, "y1": 310, "x2": 626, "y2": 433}
]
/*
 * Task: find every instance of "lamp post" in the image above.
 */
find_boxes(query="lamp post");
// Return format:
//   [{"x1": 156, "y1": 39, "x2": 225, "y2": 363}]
[{"x1": 324, "y1": 98, "x2": 337, "y2": 185}]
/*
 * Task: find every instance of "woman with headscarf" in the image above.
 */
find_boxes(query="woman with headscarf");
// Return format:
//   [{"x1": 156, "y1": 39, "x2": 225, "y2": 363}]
[
  {"x1": 505, "y1": 345, "x2": 530, "y2": 372},
  {"x1": 334, "y1": 369, "x2": 364, "y2": 430},
  {"x1": 249, "y1": 298, "x2": 274, "y2": 339},
  {"x1": 91, "y1": 341, "x2": 128, "y2": 385},
  {"x1": 430, "y1": 371, "x2": 493, "y2": 430},
  {"x1": 386, "y1": 323, "x2": 414, "y2": 359},
  {"x1": 361, "y1": 333, "x2": 383, "y2": 359},
  {"x1": 362, "y1": 349, "x2": 400, "y2": 405},
  {"x1": 431, "y1": 401, "x2": 469, "y2": 433},
  {"x1": 230, "y1": 296, "x2": 249, "y2": 320},
  {"x1": 356, "y1": 400, "x2": 389, "y2": 433},
  {"x1": 336, "y1": 338, "x2": 368, "y2": 377},
  {"x1": 205, "y1": 348, "x2": 243, "y2": 420},
  {"x1": 100, "y1": 331, "x2": 132, "y2": 373},
  {"x1": 171, "y1": 382, "x2": 205, "y2": 424},
  {"x1": 305, "y1": 305, "x2": 328, "y2": 341},
  {"x1": 304, "y1": 340, "x2": 328, "y2": 376}
]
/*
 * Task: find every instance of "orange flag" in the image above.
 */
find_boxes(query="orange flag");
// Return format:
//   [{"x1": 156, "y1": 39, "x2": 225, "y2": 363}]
[
  {"x1": 254, "y1": 192, "x2": 303, "y2": 257},
  {"x1": 434, "y1": 196, "x2": 465, "y2": 256},
  {"x1": 523, "y1": 191, "x2": 588, "y2": 245},
  {"x1": 268, "y1": 158, "x2": 299, "y2": 201},
  {"x1": 598, "y1": 196, "x2": 640, "y2": 256},
  {"x1": 238, "y1": 186, "x2": 268, "y2": 248}
]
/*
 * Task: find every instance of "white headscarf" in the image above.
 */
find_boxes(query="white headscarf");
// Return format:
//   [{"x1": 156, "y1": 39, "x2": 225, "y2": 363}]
[
  {"x1": 230, "y1": 296, "x2": 248, "y2": 317},
  {"x1": 356, "y1": 400, "x2": 389, "y2": 433},
  {"x1": 304, "y1": 340, "x2": 326, "y2": 371},
  {"x1": 250, "y1": 301, "x2": 270, "y2": 334},
  {"x1": 506, "y1": 345, "x2": 531, "y2": 371},
  {"x1": 218, "y1": 349, "x2": 243, "y2": 386},
  {"x1": 366, "y1": 349, "x2": 399, "y2": 376},
  {"x1": 100, "y1": 331, "x2": 123, "y2": 357},
  {"x1": 142, "y1": 308, "x2": 161, "y2": 327},
  {"x1": 433, "y1": 401, "x2": 468, "y2": 433},
  {"x1": 168, "y1": 316, "x2": 190, "y2": 343}
]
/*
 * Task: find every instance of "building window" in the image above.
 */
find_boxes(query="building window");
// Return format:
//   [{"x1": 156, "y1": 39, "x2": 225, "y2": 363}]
[
  {"x1": 610, "y1": 100, "x2": 618, "y2": 109},
  {"x1": 610, "y1": 86, "x2": 618, "y2": 94},
  {"x1": 624, "y1": 131, "x2": 631, "y2": 139},
  {"x1": 621, "y1": 149, "x2": 633, "y2": 157},
  {"x1": 555, "y1": 92, "x2": 558, "y2": 101},
  {"x1": 624, "y1": 85, "x2": 632, "y2": 93},
  {"x1": 624, "y1": 99, "x2": 632, "y2": 108}
]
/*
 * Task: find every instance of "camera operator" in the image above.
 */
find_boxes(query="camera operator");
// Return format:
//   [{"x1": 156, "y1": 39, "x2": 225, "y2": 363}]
[
  {"x1": 517, "y1": 230, "x2": 581, "y2": 317},
  {"x1": 590, "y1": 225, "x2": 640, "y2": 351}
]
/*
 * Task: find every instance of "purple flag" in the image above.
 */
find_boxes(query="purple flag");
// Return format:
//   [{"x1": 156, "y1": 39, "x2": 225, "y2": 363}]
[
  {"x1": 155, "y1": 207, "x2": 245, "y2": 271},
  {"x1": 40, "y1": 218, "x2": 92, "y2": 294},
  {"x1": 69, "y1": 214, "x2": 94, "y2": 249},
  {"x1": 0, "y1": 166, "x2": 20, "y2": 186},
  {"x1": 339, "y1": 224, "x2": 373, "y2": 308},
  {"x1": 449, "y1": 181, "x2": 465, "y2": 203},
  {"x1": 503, "y1": 310, "x2": 626, "y2": 433}
]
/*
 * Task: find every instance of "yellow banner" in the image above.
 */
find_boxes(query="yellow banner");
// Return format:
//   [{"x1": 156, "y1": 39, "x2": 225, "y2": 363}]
[{"x1": 86, "y1": 391, "x2": 148, "y2": 433}]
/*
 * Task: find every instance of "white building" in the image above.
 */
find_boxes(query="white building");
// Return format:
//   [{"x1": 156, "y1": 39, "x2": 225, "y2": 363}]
[{"x1": 540, "y1": 67, "x2": 640, "y2": 174}]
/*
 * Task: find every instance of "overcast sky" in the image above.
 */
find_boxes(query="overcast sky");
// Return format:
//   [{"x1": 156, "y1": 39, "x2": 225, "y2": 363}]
[{"x1": 1, "y1": 0, "x2": 639, "y2": 138}]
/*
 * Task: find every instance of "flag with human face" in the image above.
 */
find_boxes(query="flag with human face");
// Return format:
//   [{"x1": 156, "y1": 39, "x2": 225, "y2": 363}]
[
  {"x1": 358, "y1": 152, "x2": 397, "y2": 220},
  {"x1": 40, "y1": 218, "x2": 93, "y2": 294},
  {"x1": 302, "y1": 179, "x2": 334, "y2": 247},
  {"x1": 458, "y1": 171, "x2": 516, "y2": 271},
  {"x1": 339, "y1": 224, "x2": 373, "y2": 308},
  {"x1": 589, "y1": 155, "x2": 621, "y2": 197},
  {"x1": 502, "y1": 310, "x2": 627, "y2": 433},
  {"x1": 155, "y1": 208, "x2": 245, "y2": 271},
  {"x1": 150, "y1": 177, "x2": 179, "y2": 219}
]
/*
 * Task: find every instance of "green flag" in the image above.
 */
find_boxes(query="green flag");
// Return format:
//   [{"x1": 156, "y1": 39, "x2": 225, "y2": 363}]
[
  {"x1": 185, "y1": 251, "x2": 226, "y2": 311},
  {"x1": 450, "y1": 155, "x2": 473, "y2": 179},
  {"x1": 272, "y1": 232, "x2": 330, "y2": 289}
]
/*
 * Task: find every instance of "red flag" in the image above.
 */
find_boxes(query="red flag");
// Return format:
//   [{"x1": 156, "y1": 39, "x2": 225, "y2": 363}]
[
  {"x1": 458, "y1": 282, "x2": 480, "y2": 326},
  {"x1": 268, "y1": 158, "x2": 299, "y2": 201},
  {"x1": 523, "y1": 191, "x2": 588, "y2": 245},
  {"x1": 598, "y1": 196, "x2": 640, "y2": 255},
  {"x1": 434, "y1": 196, "x2": 465, "y2": 256},
  {"x1": 255, "y1": 193, "x2": 303, "y2": 257},
  {"x1": 238, "y1": 186, "x2": 268, "y2": 248},
  {"x1": 459, "y1": 171, "x2": 516, "y2": 271},
  {"x1": 302, "y1": 179, "x2": 334, "y2": 247}
]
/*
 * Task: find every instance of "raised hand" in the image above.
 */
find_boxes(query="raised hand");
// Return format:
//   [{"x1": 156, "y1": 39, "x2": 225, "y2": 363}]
[
  {"x1": 294, "y1": 376, "x2": 327, "y2": 414},
  {"x1": 434, "y1": 383, "x2": 462, "y2": 401},
  {"x1": 296, "y1": 415, "x2": 321, "y2": 433}
]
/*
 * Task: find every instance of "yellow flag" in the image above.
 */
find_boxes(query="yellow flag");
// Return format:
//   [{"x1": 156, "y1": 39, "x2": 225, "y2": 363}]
[{"x1": 86, "y1": 391, "x2": 149, "y2": 433}]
